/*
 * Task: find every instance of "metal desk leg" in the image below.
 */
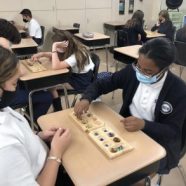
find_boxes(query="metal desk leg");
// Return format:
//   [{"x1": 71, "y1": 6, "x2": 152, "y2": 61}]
[
  {"x1": 28, "y1": 84, "x2": 65, "y2": 130},
  {"x1": 105, "y1": 45, "x2": 109, "y2": 72},
  {"x1": 28, "y1": 90, "x2": 35, "y2": 130},
  {"x1": 114, "y1": 30, "x2": 117, "y2": 47},
  {"x1": 61, "y1": 85, "x2": 70, "y2": 109}
]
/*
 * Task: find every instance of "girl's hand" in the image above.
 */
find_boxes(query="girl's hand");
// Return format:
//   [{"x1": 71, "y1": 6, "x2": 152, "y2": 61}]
[
  {"x1": 50, "y1": 128, "x2": 71, "y2": 158},
  {"x1": 52, "y1": 41, "x2": 69, "y2": 53},
  {"x1": 120, "y1": 116, "x2": 145, "y2": 132},
  {"x1": 31, "y1": 53, "x2": 43, "y2": 62},
  {"x1": 74, "y1": 99, "x2": 90, "y2": 119},
  {"x1": 37, "y1": 127, "x2": 58, "y2": 142}
]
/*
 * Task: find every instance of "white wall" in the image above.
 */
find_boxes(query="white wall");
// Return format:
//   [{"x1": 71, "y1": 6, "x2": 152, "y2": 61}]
[{"x1": 1, "y1": 0, "x2": 184, "y2": 33}]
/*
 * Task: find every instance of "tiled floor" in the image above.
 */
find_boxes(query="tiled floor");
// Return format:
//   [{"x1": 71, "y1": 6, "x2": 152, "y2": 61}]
[{"x1": 93, "y1": 49, "x2": 186, "y2": 186}]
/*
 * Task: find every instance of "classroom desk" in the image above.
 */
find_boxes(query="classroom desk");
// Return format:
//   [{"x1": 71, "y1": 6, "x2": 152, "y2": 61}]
[
  {"x1": 146, "y1": 30, "x2": 166, "y2": 39},
  {"x1": 11, "y1": 38, "x2": 38, "y2": 58},
  {"x1": 38, "y1": 102, "x2": 166, "y2": 186},
  {"x1": 114, "y1": 45, "x2": 141, "y2": 64},
  {"x1": 104, "y1": 21, "x2": 125, "y2": 32},
  {"x1": 20, "y1": 58, "x2": 70, "y2": 129},
  {"x1": 53, "y1": 26, "x2": 79, "y2": 34},
  {"x1": 74, "y1": 32, "x2": 110, "y2": 71},
  {"x1": 104, "y1": 21, "x2": 125, "y2": 47}
]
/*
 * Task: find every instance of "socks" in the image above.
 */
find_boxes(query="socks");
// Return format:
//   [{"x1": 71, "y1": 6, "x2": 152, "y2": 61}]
[{"x1": 52, "y1": 97, "x2": 62, "y2": 111}]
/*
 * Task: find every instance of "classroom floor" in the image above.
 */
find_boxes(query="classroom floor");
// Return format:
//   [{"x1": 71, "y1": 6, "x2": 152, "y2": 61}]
[{"x1": 86, "y1": 49, "x2": 186, "y2": 186}]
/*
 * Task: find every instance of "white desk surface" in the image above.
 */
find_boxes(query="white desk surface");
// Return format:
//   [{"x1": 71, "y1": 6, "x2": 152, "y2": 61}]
[
  {"x1": 38, "y1": 102, "x2": 166, "y2": 186},
  {"x1": 53, "y1": 26, "x2": 79, "y2": 31},
  {"x1": 75, "y1": 32, "x2": 110, "y2": 41},
  {"x1": 11, "y1": 38, "x2": 38, "y2": 49},
  {"x1": 146, "y1": 30, "x2": 166, "y2": 38},
  {"x1": 114, "y1": 45, "x2": 142, "y2": 59},
  {"x1": 20, "y1": 57, "x2": 69, "y2": 81}
]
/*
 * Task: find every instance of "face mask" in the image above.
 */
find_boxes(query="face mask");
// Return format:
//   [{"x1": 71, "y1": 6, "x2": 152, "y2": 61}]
[
  {"x1": 0, "y1": 89, "x2": 18, "y2": 109},
  {"x1": 136, "y1": 71, "x2": 162, "y2": 84},
  {"x1": 23, "y1": 18, "x2": 28, "y2": 23}
]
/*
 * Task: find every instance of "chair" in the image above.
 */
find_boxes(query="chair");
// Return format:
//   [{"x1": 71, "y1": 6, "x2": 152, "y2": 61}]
[
  {"x1": 39, "y1": 26, "x2": 45, "y2": 46},
  {"x1": 174, "y1": 41, "x2": 186, "y2": 77},
  {"x1": 73, "y1": 23, "x2": 80, "y2": 29},
  {"x1": 170, "y1": 26, "x2": 176, "y2": 42},
  {"x1": 155, "y1": 118, "x2": 186, "y2": 186},
  {"x1": 58, "y1": 52, "x2": 100, "y2": 108},
  {"x1": 117, "y1": 29, "x2": 129, "y2": 47}
]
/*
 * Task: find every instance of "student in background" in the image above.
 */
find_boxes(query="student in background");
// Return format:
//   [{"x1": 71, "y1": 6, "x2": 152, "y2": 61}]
[
  {"x1": 19, "y1": 8, "x2": 42, "y2": 45},
  {"x1": 74, "y1": 38, "x2": 186, "y2": 183},
  {"x1": 0, "y1": 19, "x2": 21, "y2": 46},
  {"x1": 151, "y1": 10, "x2": 174, "y2": 41},
  {"x1": 124, "y1": 10, "x2": 147, "y2": 45},
  {"x1": 0, "y1": 46, "x2": 71, "y2": 186},
  {"x1": 175, "y1": 25, "x2": 186, "y2": 42},
  {"x1": 32, "y1": 31, "x2": 95, "y2": 112},
  {"x1": 0, "y1": 18, "x2": 52, "y2": 121}
]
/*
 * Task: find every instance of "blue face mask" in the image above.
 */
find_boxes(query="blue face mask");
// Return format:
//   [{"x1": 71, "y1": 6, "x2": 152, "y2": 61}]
[{"x1": 136, "y1": 71, "x2": 159, "y2": 84}]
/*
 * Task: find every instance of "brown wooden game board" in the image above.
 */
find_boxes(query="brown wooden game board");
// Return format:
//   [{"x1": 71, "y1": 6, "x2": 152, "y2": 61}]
[
  {"x1": 70, "y1": 112, "x2": 133, "y2": 159},
  {"x1": 22, "y1": 59, "x2": 47, "y2": 73}
]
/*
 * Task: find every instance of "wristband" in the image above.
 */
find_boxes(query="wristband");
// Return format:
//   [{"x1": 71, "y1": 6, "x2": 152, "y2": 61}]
[
  {"x1": 52, "y1": 51, "x2": 57, "y2": 53},
  {"x1": 47, "y1": 156, "x2": 62, "y2": 164}
]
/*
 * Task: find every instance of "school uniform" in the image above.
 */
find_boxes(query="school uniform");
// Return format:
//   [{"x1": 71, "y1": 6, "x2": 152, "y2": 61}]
[
  {"x1": 26, "y1": 18, "x2": 42, "y2": 44},
  {"x1": 124, "y1": 23, "x2": 147, "y2": 45},
  {"x1": 151, "y1": 20, "x2": 174, "y2": 41},
  {"x1": 9, "y1": 82, "x2": 53, "y2": 121},
  {"x1": 64, "y1": 54, "x2": 95, "y2": 90},
  {"x1": 0, "y1": 107, "x2": 48, "y2": 186},
  {"x1": 81, "y1": 64, "x2": 186, "y2": 173}
]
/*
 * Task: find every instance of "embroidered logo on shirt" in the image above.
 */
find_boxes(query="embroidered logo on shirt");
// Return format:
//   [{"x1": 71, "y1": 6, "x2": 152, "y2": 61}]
[{"x1": 161, "y1": 101, "x2": 173, "y2": 114}]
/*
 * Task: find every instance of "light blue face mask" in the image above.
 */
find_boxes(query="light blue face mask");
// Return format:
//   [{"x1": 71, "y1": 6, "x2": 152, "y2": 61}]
[{"x1": 136, "y1": 71, "x2": 159, "y2": 84}]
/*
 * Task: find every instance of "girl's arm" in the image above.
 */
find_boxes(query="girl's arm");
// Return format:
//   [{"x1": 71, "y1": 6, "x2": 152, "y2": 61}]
[
  {"x1": 32, "y1": 52, "x2": 52, "y2": 61},
  {"x1": 37, "y1": 128, "x2": 71, "y2": 186},
  {"x1": 51, "y1": 41, "x2": 70, "y2": 70}
]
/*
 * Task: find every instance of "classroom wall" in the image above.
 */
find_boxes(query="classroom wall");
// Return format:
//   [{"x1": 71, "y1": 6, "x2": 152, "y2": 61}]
[{"x1": 0, "y1": 0, "x2": 184, "y2": 34}]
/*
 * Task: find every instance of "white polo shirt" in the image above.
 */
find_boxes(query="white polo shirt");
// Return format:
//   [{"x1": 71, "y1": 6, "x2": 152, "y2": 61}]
[
  {"x1": 27, "y1": 18, "x2": 42, "y2": 39},
  {"x1": 129, "y1": 72, "x2": 168, "y2": 121},
  {"x1": 0, "y1": 107, "x2": 48, "y2": 186},
  {"x1": 65, "y1": 54, "x2": 95, "y2": 73}
]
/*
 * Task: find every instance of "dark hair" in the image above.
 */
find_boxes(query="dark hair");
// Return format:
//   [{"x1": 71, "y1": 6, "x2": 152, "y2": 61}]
[
  {"x1": 139, "y1": 38, "x2": 176, "y2": 69},
  {"x1": 0, "y1": 19, "x2": 21, "y2": 44},
  {"x1": 125, "y1": 10, "x2": 144, "y2": 28},
  {"x1": 20, "y1": 9, "x2": 32, "y2": 18},
  {"x1": 0, "y1": 46, "x2": 19, "y2": 86},
  {"x1": 52, "y1": 31, "x2": 90, "y2": 72},
  {"x1": 159, "y1": 10, "x2": 170, "y2": 21}
]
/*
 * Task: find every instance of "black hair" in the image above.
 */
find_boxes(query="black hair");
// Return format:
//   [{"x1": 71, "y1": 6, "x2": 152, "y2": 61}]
[
  {"x1": 0, "y1": 19, "x2": 21, "y2": 44},
  {"x1": 20, "y1": 9, "x2": 32, "y2": 18},
  {"x1": 125, "y1": 10, "x2": 144, "y2": 28},
  {"x1": 139, "y1": 38, "x2": 176, "y2": 69}
]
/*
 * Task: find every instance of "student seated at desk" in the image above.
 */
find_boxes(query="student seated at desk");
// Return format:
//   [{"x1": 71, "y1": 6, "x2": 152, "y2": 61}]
[
  {"x1": 74, "y1": 38, "x2": 186, "y2": 181},
  {"x1": 123, "y1": 10, "x2": 147, "y2": 45},
  {"x1": 0, "y1": 46, "x2": 71, "y2": 186},
  {"x1": 151, "y1": 10, "x2": 174, "y2": 41},
  {"x1": 32, "y1": 31, "x2": 95, "y2": 112},
  {"x1": 16, "y1": 8, "x2": 42, "y2": 45},
  {"x1": 0, "y1": 18, "x2": 52, "y2": 122}
]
